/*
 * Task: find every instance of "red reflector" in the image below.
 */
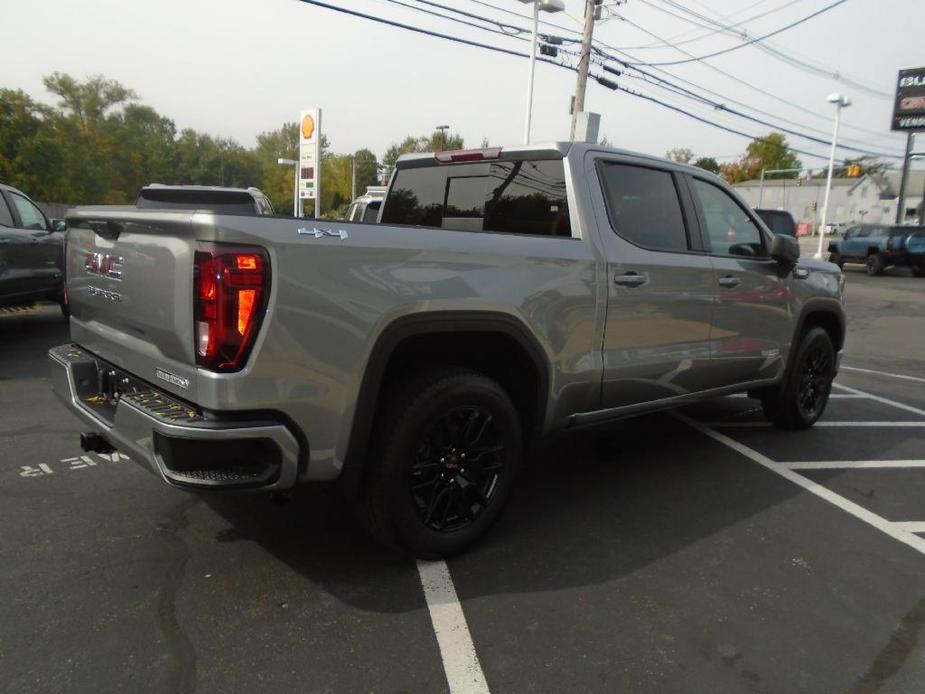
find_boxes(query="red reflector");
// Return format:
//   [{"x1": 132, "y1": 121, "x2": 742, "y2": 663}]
[{"x1": 434, "y1": 147, "x2": 502, "y2": 163}]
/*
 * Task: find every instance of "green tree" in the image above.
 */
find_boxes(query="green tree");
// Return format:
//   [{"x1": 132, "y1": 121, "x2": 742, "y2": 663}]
[
  {"x1": 382, "y1": 131, "x2": 465, "y2": 172},
  {"x1": 693, "y1": 156, "x2": 721, "y2": 174},
  {"x1": 665, "y1": 147, "x2": 694, "y2": 164},
  {"x1": 353, "y1": 148, "x2": 380, "y2": 193}
]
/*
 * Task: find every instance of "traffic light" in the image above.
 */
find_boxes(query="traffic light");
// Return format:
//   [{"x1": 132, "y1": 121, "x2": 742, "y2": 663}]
[
  {"x1": 811, "y1": 200, "x2": 818, "y2": 212},
  {"x1": 848, "y1": 164, "x2": 862, "y2": 177}
]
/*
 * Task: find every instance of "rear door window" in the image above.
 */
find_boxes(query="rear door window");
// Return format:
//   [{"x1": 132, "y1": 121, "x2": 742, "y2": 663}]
[
  {"x1": 690, "y1": 179, "x2": 766, "y2": 257},
  {"x1": 381, "y1": 159, "x2": 571, "y2": 237},
  {"x1": 597, "y1": 162, "x2": 689, "y2": 252}
]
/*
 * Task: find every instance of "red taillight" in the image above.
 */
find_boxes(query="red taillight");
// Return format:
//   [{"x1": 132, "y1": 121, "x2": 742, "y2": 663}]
[{"x1": 194, "y1": 245, "x2": 269, "y2": 372}]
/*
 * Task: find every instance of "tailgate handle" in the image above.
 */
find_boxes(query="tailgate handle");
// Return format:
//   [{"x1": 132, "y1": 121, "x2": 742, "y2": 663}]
[{"x1": 87, "y1": 219, "x2": 124, "y2": 240}]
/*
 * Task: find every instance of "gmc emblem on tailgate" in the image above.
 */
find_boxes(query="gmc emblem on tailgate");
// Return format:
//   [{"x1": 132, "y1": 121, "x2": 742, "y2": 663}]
[{"x1": 85, "y1": 252, "x2": 124, "y2": 281}]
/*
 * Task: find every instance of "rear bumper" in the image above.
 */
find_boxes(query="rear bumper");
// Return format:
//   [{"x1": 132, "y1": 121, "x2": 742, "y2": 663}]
[{"x1": 49, "y1": 344, "x2": 301, "y2": 491}]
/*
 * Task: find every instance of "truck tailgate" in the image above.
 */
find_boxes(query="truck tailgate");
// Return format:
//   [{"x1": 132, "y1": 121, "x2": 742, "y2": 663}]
[{"x1": 65, "y1": 209, "x2": 200, "y2": 398}]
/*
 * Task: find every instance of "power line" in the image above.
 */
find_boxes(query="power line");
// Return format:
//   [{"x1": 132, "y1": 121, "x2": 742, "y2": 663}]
[
  {"x1": 598, "y1": 11, "x2": 900, "y2": 142},
  {"x1": 296, "y1": 0, "x2": 904, "y2": 163},
  {"x1": 623, "y1": 0, "x2": 806, "y2": 50},
  {"x1": 626, "y1": 0, "x2": 850, "y2": 66},
  {"x1": 639, "y1": 0, "x2": 892, "y2": 98}
]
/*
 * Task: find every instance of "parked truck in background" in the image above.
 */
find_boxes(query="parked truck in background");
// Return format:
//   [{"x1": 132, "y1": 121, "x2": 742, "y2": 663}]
[
  {"x1": 50, "y1": 143, "x2": 846, "y2": 557},
  {"x1": 828, "y1": 223, "x2": 925, "y2": 276}
]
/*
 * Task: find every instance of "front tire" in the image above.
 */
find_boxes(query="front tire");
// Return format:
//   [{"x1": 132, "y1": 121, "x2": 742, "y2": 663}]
[
  {"x1": 761, "y1": 326, "x2": 835, "y2": 429},
  {"x1": 866, "y1": 253, "x2": 885, "y2": 276},
  {"x1": 363, "y1": 368, "x2": 522, "y2": 558}
]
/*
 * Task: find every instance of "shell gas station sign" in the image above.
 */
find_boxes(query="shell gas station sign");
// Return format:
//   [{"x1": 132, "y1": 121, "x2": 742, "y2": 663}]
[{"x1": 299, "y1": 109, "x2": 321, "y2": 205}]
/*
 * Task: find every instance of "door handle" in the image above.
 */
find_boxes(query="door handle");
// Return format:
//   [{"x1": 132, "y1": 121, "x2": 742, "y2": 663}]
[
  {"x1": 614, "y1": 272, "x2": 648, "y2": 287},
  {"x1": 718, "y1": 275, "x2": 741, "y2": 288}
]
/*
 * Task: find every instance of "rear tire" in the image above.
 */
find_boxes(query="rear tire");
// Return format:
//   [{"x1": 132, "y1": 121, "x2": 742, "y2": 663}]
[
  {"x1": 760, "y1": 326, "x2": 835, "y2": 429},
  {"x1": 363, "y1": 368, "x2": 522, "y2": 558},
  {"x1": 866, "y1": 253, "x2": 885, "y2": 276}
]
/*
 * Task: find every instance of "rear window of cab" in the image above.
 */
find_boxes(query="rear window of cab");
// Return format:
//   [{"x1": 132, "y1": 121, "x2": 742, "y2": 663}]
[{"x1": 381, "y1": 159, "x2": 571, "y2": 237}]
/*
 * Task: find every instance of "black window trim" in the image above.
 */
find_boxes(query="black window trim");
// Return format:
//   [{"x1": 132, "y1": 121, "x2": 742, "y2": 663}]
[
  {"x1": 594, "y1": 158, "x2": 701, "y2": 256},
  {"x1": 687, "y1": 174, "x2": 773, "y2": 261}
]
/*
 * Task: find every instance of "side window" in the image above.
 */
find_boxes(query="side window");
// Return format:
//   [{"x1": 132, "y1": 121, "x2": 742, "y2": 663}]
[
  {"x1": 691, "y1": 179, "x2": 765, "y2": 257},
  {"x1": 845, "y1": 226, "x2": 860, "y2": 238},
  {"x1": 362, "y1": 200, "x2": 381, "y2": 224},
  {"x1": 380, "y1": 159, "x2": 571, "y2": 237},
  {"x1": 0, "y1": 196, "x2": 14, "y2": 227},
  {"x1": 597, "y1": 162, "x2": 689, "y2": 252},
  {"x1": 857, "y1": 227, "x2": 872, "y2": 238},
  {"x1": 9, "y1": 193, "x2": 48, "y2": 231}
]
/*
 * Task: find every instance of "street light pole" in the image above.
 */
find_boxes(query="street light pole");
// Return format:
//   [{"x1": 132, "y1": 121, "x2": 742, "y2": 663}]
[
  {"x1": 277, "y1": 157, "x2": 301, "y2": 217},
  {"x1": 517, "y1": 0, "x2": 563, "y2": 144},
  {"x1": 524, "y1": 0, "x2": 539, "y2": 144},
  {"x1": 435, "y1": 124, "x2": 450, "y2": 151},
  {"x1": 815, "y1": 93, "x2": 851, "y2": 259}
]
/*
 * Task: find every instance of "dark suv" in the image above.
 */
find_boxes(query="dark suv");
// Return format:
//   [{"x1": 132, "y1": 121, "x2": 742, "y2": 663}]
[
  {"x1": 0, "y1": 183, "x2": 67, "y2": 311},
  {"x1": 828, "y1": 224, "x2": 925, "y2": 276},
  {"x1": 136, "y1": 185, "x2": 275, "y2": 215}
]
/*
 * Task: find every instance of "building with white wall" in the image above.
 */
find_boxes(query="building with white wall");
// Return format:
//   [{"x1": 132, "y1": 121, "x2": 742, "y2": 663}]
[{"x1": 733, "y1": 172, "x2": 924, "y2": 228}]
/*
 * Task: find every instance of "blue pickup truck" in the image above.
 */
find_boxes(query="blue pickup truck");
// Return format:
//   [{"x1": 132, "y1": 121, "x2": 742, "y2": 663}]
[{"x1": 828, "y1": 224, "x2": 925, "y2": 276}]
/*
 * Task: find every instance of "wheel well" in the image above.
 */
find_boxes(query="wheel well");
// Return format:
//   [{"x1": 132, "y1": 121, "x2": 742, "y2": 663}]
[
  {"x1": 866, "y1": 247, "x2": 880, "y2": 257},
  {"x1": 380, "y1": 332, "x2": 544, "y2": 439},
  {"x1": 801, "y1": 311, "x2": 844, "y2": 352},
  {"x1": 341, "y1": 323, "x2": 548, "y2": 494}
]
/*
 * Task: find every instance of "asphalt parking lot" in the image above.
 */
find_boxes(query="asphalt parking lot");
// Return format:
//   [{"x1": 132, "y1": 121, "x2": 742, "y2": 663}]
[{"x1": 2, "y1": 266, "x2": 925, "y2": 694}]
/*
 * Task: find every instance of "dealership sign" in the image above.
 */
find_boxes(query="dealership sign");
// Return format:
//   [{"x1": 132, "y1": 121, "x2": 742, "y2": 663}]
[
  {"x1": 892, "y1": 67, "x2": 925, "y2": 131},
  {"x1": 299, "y1": 109, "x2": 322, "y2": 200}
]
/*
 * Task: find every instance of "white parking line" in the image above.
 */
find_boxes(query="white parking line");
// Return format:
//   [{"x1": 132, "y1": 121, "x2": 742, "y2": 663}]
[
  {"x1": 674, "y1": 413, "x2": 925, "y2": 557},
  {"x1": 724, "y1": 393, "x2": 865, "y2": 399},
  {"x1": 841, "y1": 365, "x2": 925, "y2": 384},
  {"x1": 894, "y1": 522, "x2": 925, "y2": 534},
  {"x1": 417, "y1": 560, "x2": 490, "y2": 694},
  {"x1": 831, "y1": 383, "x2": 925, "y2": 418},
  {"x1": 702, "y1": 421, "x2": 925, "y2": 428},
  {"x1": 784, "y1": 460, "x2": 925, "y2": 470}
]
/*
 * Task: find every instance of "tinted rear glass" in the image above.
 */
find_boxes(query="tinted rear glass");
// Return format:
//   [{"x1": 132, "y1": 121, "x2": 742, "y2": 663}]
[
  {"x1": 381, "y1": 159, "x2": 571, "y2": 236},
  {"x1": 137, "y1": 188, "x2": 258, "y2": 215},
  {"x1": 597, "y1": 162, "x2": 688, "y2": 252},
  {"x1": 890, "y1": 226, "x2": 925, "y2": 237}
]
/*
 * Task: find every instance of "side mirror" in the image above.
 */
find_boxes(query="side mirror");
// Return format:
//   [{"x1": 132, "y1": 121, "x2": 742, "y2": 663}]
[
  {"x1": 51, "y1": 219, "x2": 67, "y2": 232},
  {"x1": 770, "y1": 233, "x2": 800, "y2": 266}
]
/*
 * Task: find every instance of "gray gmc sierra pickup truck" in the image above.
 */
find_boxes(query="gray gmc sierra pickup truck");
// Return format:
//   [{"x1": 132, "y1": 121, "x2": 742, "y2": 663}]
[{"x1": 50, "y1": 143, "x2": 846, "y2": 556}]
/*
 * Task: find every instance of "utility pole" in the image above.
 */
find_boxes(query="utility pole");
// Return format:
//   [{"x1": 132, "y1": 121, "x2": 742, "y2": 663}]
[
  {"x1": 569, "y1": 0, "x2": 597, "y2": 141},
  {"x1": 351, "y1": 156, "x2": 357, "y2": 201},
  {"x1": 895, "y1": 133, "x2": 913, "y2": 224}
]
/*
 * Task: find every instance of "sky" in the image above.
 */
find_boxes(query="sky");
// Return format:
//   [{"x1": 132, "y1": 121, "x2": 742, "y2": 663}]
[{"x1": 3, "y1": 0, "x2": 924, "y2": 171}]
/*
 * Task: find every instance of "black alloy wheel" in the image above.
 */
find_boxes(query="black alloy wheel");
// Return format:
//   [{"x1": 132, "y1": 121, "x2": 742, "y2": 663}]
[
  {"x1": 760, "y1": 326, "x2": 835, "y2": 429},
  {"x1": 796, "y1": 342, "x2": 833, "y2": 420},
  {"x1": 364, "y1": 368, "x2": 522, "y2": 557},
  {"x1": 410, "y1": 406, "x2": 504, "y2": 533}
]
